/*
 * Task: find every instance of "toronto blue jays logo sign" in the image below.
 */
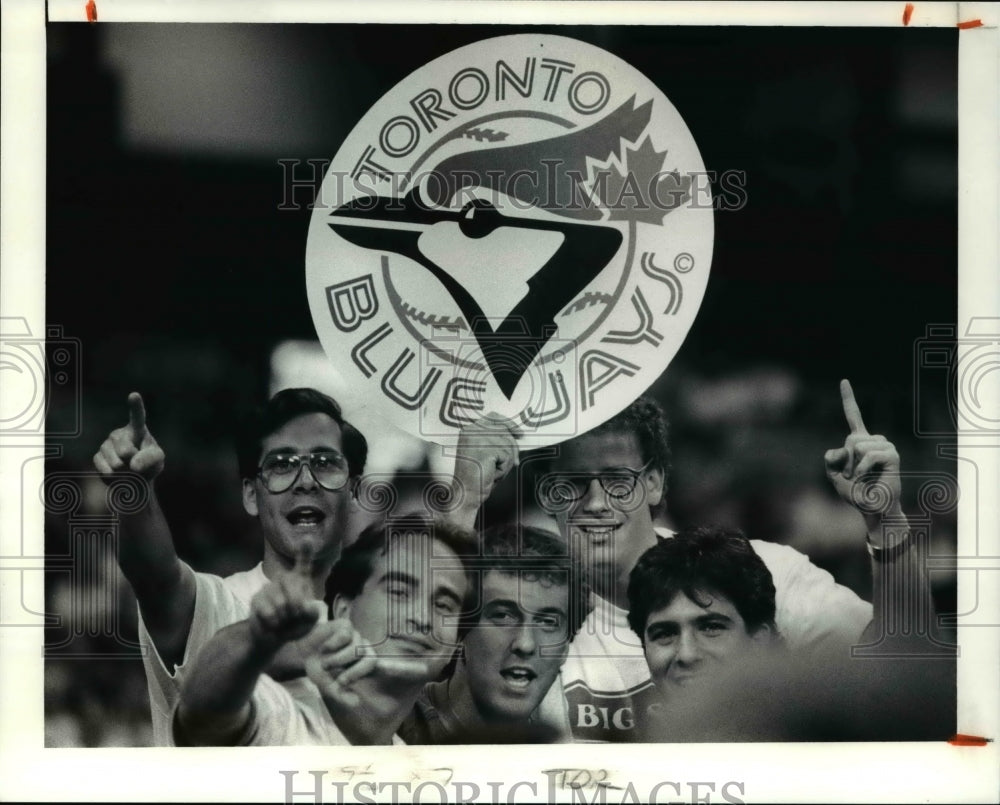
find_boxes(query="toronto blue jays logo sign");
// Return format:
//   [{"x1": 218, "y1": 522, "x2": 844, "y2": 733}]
[{"x1": 306, "y1": 34, "x2": 713, "y2": 446}]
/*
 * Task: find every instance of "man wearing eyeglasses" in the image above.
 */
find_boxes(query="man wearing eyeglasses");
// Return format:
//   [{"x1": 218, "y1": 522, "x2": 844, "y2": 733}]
[
  {"x1": 93, "y1": 387, "x2": 365, "y2": 745},
  {"x1": 534, "y1": 386, "x2": 917, "y2": 742},
  {"x1": 452, "y1": 388, "x2": 884, "y2": 742}
]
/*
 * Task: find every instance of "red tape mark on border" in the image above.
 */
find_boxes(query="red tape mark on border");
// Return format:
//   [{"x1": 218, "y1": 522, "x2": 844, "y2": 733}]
[
  {"x1": 903, "y1": 3, "x2": 914, "y2": 25},
  {"x1": 957, "y1": 19, "x2": 983, "y2": 29},
  {"x1": 85, "y1": 0, "x2": 97, "y2": 22},
  {"x1": 948, "y1": 734, "x2": 990, "y2": 746}
]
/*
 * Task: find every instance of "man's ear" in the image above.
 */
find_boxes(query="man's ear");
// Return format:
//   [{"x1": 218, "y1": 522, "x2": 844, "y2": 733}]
[
  {"x1": 331, "y1": 594, "x2": 352, "y2": 621},
  {"x1": 644, "y1": 465, "x2": 665, "y2": 508},
  {"x1": 242, "y1": 478, "x2": 259, "y2": 517}
]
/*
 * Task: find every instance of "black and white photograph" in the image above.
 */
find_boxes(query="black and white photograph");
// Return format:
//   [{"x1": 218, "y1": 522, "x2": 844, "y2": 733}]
[{"x1": 1, "y1": 1, "x2": 998, "y2": 802}]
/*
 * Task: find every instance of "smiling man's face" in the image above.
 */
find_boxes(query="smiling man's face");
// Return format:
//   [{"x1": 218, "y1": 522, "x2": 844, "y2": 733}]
[
  {"x1": 242, "y1": 412, "x2": 350, "y2": 570},
  {"x1": 642, "y1": 589, "x2": 769, "y2": 695},
  {"x1": 461, "y1": 570, "x2": 571, "y2": 723},
  {"x1": 549, "y1": 429, "x2": 663, "y2": 599},
  {"x1": 335, "y1": 533, "x2": 468, "y2": 680}
]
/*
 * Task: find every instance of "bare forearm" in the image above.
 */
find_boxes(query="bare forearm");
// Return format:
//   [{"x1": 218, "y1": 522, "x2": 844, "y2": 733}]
[
  {"x1": 446, "y1": 493, "x2": 481, "y2": 533},
  {"x1": 116, "y1": 488, "x2": 200, "y2": 668},
  {"x1": 863, "y1": 515, "x2": 940, "y2": 646},
  {"x1": 176, "y1": 621, "x2": 276, "y2": 744},
  {"x1": 117, "y1": 490, "x2": 184, "y2": 594},
  {"x1": 443, "y1": 420, "x2": 519, "y2": 532},
  {"x1": 265, "y1": 640, "x2": 308, "y2": 681}
]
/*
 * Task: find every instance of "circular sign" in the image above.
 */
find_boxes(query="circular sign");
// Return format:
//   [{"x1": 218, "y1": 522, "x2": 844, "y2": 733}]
[{"x1": 306, "y1": 34, "x2": 713, "y2": 446}]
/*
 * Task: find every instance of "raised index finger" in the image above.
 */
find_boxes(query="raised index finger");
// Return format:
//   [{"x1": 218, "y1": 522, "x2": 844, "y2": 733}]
[
  {"x1": 292, "y1": 541, "x2": 316, "y2": 581},
  {"x1": 839, "y1": 379, "x2": 868, "y2": 435},
  {"x1": 127, "y1": 392, "x2": 147, "y2": 445},
  {"x1": 282, "y1": 541, "x2": 318, "y2": 601}
]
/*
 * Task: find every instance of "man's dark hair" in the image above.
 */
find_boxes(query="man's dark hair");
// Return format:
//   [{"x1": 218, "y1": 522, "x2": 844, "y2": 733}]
[
  {"x1": 588, "y1": 395, "x2": 671, "y2": 479},
  {"x1": 626, "y1": 526, "x2": 777, "y2": 644},
  {"x1": 461, "y1": 523, "x2": 594, "y2": 638},
  {"x1": 324, "y1": 514, "x2": 478, "y2": 632},
  {"x1": 534, "y1": 395, "x2": 671, "y2": 518},
  {"x1": 236, "y1": 387, "x2": 368, "y2": 481}
]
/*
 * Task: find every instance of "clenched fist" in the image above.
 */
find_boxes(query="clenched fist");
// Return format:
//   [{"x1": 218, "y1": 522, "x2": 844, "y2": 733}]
[{"x1": 449, "y1": 413, "x2": 521, "y2": 528}]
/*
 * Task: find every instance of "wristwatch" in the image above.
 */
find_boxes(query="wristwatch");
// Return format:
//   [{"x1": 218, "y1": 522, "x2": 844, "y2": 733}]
[{"x1": 866, "y1": 531, "x2": 913, "y2": 562}]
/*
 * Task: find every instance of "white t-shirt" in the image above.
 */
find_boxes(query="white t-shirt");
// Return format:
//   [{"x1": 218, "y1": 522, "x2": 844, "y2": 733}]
[
  {"x1": 138, "y1": 561, "x2": 325, "y2": 746},
  {"x1": 169, "y1": 669, "x2": 409, "y2": 746},
  {"x1": 561, "y1": 533, "x2": 874, "y2": 742},
  {"x1": 169, "y1": 673, "x2": 349, "y2": 746}
]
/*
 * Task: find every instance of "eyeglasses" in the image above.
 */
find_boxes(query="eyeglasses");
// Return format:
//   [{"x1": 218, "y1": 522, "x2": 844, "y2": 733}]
[
  {"x1": 256, "y1": 451, "x2": 350, "y2": 494},
  {"x1": 537, "y1": 458, "x2": 654, "y2": 514}
]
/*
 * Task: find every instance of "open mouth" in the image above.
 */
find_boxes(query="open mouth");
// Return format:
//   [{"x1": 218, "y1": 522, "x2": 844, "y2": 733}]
[
  {"x1": 500, "y1": 667, "x2": 538, "y2": 689},
  {"x1": 570, "y1": 522, "x2": 621, "y2": 546},
  {"x1": 286, "y1": 506, "x2": 326, "y2": 527}
]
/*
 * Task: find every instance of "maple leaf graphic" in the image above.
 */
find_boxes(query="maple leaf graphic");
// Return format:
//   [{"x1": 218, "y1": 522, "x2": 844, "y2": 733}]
[{"x1": 592, "y1": 135, "x2": 693, "y2": 226}]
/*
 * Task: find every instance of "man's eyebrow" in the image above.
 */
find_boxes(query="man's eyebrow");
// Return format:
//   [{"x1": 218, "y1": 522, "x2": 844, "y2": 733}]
[
  {"x1": 480, "y1": 601, "x2": 567, "y2": 621},
  {"x1": 263, "y1": 445, "x2": 341, "y2": 455},
  {"x1": 532, "y1": 606, "x2": 568, "y2": 620},
  {"x1": 694, "y1": 613, "x2": 735, "y2": 625},
  {"x1": 379, "y1": 571, "x2": 418, "y2": 588},
  {"x1": 484, "y1": 597, "x2": 523, "y2": 611},
  {"x1": 263, "y1": 446, "x2": 297, "y2": 457},
  {"x1": 557, "y1": 464, "x2": 642, "y2": 474},
  {"x1": 434, "y1": 582, "x2": 464, "y2": 607}
]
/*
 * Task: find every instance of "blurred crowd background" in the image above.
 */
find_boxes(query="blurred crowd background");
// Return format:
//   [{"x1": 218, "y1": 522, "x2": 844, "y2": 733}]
[{"x1": 43, "y1": 23, "x2": 959, "y2": 746}]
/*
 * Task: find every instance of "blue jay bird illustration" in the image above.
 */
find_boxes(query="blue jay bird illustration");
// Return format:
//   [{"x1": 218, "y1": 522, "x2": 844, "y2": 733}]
[{"x1": 327, "y1": 97, "x2": 656, "y2": 397}]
